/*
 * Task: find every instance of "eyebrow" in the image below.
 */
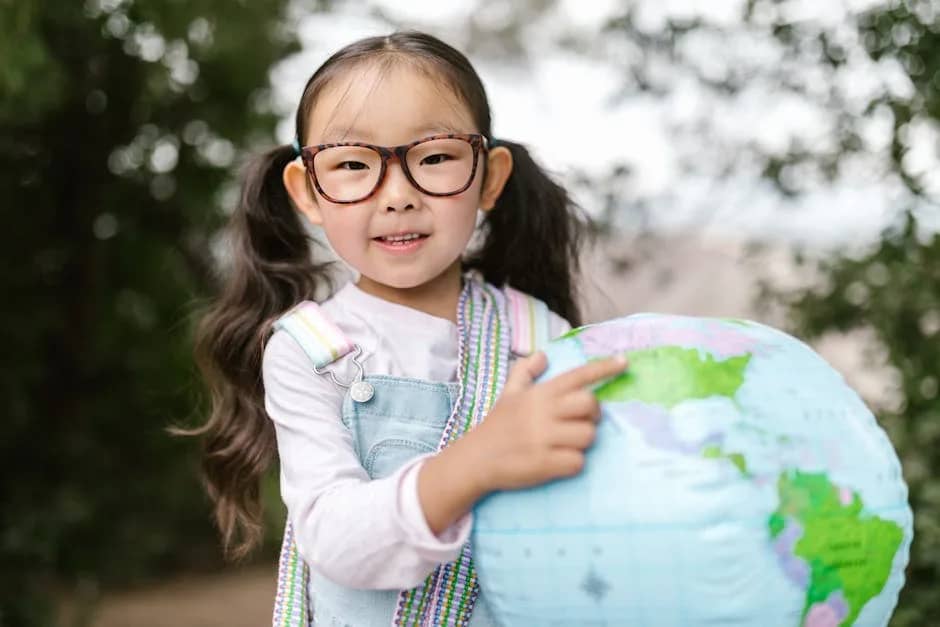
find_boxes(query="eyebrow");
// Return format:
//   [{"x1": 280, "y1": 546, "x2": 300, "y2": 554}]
[{"x1": 320, "y1": 123, "x2": 466, "y2": 144}]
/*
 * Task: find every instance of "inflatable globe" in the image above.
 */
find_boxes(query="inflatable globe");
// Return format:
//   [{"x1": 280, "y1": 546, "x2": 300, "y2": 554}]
[{"x1": 472, "y1": 314, "x2": 912, "y2": 627}]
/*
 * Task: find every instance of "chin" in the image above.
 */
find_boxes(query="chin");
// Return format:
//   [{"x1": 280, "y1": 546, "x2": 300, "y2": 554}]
[
  {"x1": 384, "y1": 277, "x2": 426, "y2": 290},
  {"x1": 364, "y1": 269, "x2": 433, "y2": 290},
  {"x1": 376, "y1": 263, "x2": 461, "y2": 290}
]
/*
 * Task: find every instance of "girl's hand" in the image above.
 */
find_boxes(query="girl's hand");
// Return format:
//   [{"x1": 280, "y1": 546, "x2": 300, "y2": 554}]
[{"x1": 468, "y1": 351, "x2": 628, "y2": 492}]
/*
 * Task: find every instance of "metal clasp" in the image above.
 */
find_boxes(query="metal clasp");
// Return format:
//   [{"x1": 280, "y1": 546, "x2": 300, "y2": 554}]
[{"x1": 313, "y1": 345, "x2": 374, "y2": 402}]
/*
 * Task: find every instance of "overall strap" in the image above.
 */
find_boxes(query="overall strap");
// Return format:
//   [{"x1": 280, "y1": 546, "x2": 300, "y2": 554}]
[
  {"x1": 392, "y1": 277, "x2": 556, "y2": 627},
  {"x1": 271, "y1": 300, "x2": 355, "y2": 627},
  {"x1": 504, "y1": 285, "x2": 554, "y2": 356},
  {"x1": 393, "y1": 274, "x2": 512, "y2": 627},
  {"x1": 273, "y1": 301, "x2": 356, "y2": 368},
  {"x1": 273, "y1": 519, "x2": 311, "y2": 627}
]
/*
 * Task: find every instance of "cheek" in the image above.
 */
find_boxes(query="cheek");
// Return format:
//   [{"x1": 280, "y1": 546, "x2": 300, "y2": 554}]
[
  {"x1": 319, "y1": 209, "x2": 369, "y2": 251},
  {"x1": 448, "y1": 176, "x2": 486, "y2": 228},
  {"x1": 442, "y1": 203, "x2": 483, "y2": 247}
]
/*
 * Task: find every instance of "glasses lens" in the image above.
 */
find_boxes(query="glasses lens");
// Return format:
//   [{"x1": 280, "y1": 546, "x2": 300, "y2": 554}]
[
  {"x1": 406, "y1": 138, "x2": 475, "y2": 195},
  {"x1": 313, "y1": 146, "x2": 382, "y2": 201}
]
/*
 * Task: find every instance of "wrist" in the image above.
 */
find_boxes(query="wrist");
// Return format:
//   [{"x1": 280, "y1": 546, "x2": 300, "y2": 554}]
[
  {"x1": 417, "y1": 431, "x2": 494, "y2": 535},
  {"x1": 451, "y1": 428, "x2": 497, "y2": 497}
]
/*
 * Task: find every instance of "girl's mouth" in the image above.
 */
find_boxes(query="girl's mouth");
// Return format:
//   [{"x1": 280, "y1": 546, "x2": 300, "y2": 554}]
[{"x1": 373, "y1": 233, "x2": 430, "y2": 252}]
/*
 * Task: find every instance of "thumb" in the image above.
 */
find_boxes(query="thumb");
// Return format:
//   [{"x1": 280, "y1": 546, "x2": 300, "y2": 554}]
[{"x1": 503, "y1": 351, "x2": 547, "y2": 393}]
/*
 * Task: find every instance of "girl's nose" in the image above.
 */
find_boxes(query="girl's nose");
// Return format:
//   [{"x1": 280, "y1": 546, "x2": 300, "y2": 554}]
[{"x1": 377, "y1": 159, "x2": 419, "y2": 212}]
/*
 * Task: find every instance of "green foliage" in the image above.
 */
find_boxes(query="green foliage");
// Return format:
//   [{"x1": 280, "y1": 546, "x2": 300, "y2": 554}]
[
  {"x1": 0, "y1": 0, "x2": 305, "y2": 623},
  {"x1": 773, "y1": 213, "x2": 940, "y2": 625},
  {"x1": 857, "y1": 2, "x2": 940, "y2": 195}
]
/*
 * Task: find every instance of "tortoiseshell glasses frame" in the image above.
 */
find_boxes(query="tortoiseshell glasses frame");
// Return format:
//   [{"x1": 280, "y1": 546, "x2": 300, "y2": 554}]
[{"x1": 298, "y1": 133, "x2": 489, "y2": 204}]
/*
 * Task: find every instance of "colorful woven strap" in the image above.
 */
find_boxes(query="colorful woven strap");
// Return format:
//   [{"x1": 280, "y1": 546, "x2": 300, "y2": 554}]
[
  {"x1": 504, "y1": 285, "x2": 553, "y2": 356},
  {"x1": 272, "y1": 301, "x2": 356, "y2": 368},
  {"x1": 273, "y1": 520, "x2": 310, "y2": 626},
  {"x1": 392, "y1": 273, "x2": 513, "y2": 627}
]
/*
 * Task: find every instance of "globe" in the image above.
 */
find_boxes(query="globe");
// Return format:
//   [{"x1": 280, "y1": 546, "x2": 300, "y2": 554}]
[{"x1": 472, "y1": 314, "x2": 913, "y2": 627}]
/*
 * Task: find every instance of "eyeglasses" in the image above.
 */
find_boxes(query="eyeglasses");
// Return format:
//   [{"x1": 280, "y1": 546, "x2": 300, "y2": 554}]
[{"x1": 298, "y1": 133, "x2": 488, "y2": 204}]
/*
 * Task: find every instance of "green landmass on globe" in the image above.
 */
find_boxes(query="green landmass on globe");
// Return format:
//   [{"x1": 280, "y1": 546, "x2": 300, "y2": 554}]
[{"x1": 769, "y1": 471, "x2": 904, "y2": 626}]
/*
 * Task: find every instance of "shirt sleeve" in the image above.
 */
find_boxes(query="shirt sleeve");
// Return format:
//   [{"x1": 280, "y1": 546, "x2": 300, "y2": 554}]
[{"x1": 262, "y1": 331, "x2": 472, "y2": 590}]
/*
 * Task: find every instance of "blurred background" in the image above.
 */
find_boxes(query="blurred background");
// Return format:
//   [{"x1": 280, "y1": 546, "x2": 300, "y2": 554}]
[{"x1": 2, "y1": 0, "x2": 938, "y2": 625}]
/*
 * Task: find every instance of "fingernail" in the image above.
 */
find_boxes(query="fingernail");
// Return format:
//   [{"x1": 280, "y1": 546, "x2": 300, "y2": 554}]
[{"x1": 613, "y1": 355, "x2": 628, "y2": 366}]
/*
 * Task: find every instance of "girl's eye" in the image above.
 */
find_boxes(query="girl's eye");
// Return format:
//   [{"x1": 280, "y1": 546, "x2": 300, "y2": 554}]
[
  {"x1": 421, "y1": 153, "x2": 451, "y2": 165},
  {"x1": 338, "y1": 161, "x2": 368, "y2": 171}
]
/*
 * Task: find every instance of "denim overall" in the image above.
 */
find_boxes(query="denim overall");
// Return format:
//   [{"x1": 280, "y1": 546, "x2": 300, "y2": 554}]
[
  {"x1": 271, "y1": 276, "x2": 555, "y2": 627},
  {"x1": 309, "y1": 375, "x2": 501, "y2": 626}
]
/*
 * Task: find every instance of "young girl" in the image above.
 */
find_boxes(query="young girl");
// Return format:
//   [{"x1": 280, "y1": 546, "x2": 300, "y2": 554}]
[{"x1": 193, "y1": 31, "x2": 627, "y2": 626}]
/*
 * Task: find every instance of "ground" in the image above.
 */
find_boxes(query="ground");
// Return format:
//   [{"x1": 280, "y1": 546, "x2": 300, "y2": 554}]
[{"x1": 86, "y1": 565, "x2": 276, "y2": 627}]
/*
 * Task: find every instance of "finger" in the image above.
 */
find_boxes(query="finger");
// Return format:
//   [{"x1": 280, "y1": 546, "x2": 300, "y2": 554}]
[
  {"x1": 547, "y1": 422, "x2": 597, "y2": 449},
  {"x1": 544, "y1": 355, "x2": 628, "y2": 394},
  {"x1": 554, "y1": 390, "x2": 601, "y2": 422},
  {"x1": 502, "y1": 351, "x2": 548, "y2": 394},
  {"x1": 547, "y1": 449, "x2": 586, "y2": 479}
]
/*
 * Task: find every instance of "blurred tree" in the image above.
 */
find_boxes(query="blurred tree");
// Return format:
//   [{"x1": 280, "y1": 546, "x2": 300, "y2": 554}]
[
  {"x1": 492, "y1": 0, "x2": 936, "y2": 234},
  {"x1": 0, "y1": 0, "x2": 314, "y2": 624}
]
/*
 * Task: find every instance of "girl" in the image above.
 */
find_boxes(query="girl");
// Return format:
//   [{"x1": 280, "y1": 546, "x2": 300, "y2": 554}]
[{"x1": 192, "y1": 31, "x2": 627, "y2": 626}]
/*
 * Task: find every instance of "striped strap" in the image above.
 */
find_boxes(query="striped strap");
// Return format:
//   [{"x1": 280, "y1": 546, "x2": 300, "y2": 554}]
[
  {"x1": 272, "y1": 301, "x2": 355, "y2": 368},
  {"x1": 392, "y1": 275, "x2": 513, "y2": 626},
  {"x1": 504, "y1": 286, "x2": 553, "y2": 356},
  {"x1": 273, "y1": 520, "x2": 310, "y2": 627}
]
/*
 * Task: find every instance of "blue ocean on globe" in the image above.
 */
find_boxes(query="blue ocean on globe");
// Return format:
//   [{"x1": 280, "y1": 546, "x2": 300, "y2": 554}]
[{"x1": 472, "y1": 313, "x2": 913, "y2": 627}]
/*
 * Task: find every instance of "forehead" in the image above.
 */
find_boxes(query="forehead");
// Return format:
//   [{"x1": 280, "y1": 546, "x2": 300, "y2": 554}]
[{"x1": 307, "y1": 61, "x2": 476, "y2": 145}]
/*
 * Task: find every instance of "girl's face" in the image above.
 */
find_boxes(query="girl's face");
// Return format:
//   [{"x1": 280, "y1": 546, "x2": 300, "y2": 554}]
[{"x1": 283, "y1": 62, "x2": 512, "y2": 297}]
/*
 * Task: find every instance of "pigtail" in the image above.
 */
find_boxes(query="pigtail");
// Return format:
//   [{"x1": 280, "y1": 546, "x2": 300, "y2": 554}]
[
  {"x1": 466, "y1": 139, "x2": 591, "y2": 327},
  {"x1": 185, "y1": 145, "x2": 332, "y2": 560}
]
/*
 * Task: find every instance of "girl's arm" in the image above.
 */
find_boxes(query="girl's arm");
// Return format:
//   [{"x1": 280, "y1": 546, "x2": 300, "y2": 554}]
[
  {"x1": 416, "y1": 309, "x2": 577, "y2": 534},
  {"x1": 263, "y1": 331, "x2": 472, "y2": 590}
]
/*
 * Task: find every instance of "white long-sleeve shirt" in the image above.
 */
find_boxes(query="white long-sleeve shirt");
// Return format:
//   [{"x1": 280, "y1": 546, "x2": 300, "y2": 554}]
[{"x1": 262, "y1": 281, "x2": 570, "y2": 589}]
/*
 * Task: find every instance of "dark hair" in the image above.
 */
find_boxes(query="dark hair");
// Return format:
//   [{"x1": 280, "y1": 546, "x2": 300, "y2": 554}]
[{"x1": 190, "y1": 30, "x2": 591, "y2": 559}]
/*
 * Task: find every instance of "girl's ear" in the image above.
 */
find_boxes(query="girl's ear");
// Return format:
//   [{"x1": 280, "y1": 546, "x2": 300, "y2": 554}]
[
  {"x1": 283, "y1": 159, "x2": 323, "y2": 225},
  {"x1": 480, "y1": 146, "x2": 513, "y2": 212}
]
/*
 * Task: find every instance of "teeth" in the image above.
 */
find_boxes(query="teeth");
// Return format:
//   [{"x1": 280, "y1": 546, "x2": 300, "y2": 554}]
[{"x1": 383, "y1": 233, "x2": 421, "y2": 242}]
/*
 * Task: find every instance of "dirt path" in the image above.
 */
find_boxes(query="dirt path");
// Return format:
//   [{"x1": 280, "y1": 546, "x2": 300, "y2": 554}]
[{"x1": 88, "y1": 564, "x2": 276, "y2": 627}]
